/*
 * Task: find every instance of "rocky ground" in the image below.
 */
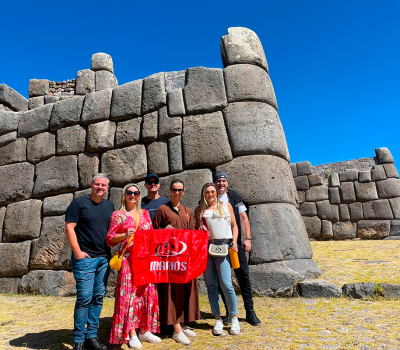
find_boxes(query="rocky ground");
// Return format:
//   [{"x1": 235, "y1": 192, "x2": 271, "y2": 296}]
[{"x1": 2, "y1": 240, "x2": 400, "y2": 350}]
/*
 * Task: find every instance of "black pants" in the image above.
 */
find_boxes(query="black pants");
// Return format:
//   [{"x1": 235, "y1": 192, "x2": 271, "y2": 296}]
[{"x1": 219, "y1": 244, "x2": 254, "y2": 313}]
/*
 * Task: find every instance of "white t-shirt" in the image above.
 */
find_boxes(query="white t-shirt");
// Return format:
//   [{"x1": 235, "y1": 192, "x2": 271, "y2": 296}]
[
  {"x1": 219, "y1": 192, "x2": 247, "y2": 214},
  {"x1": 203, "y1": 201, "x2": 233, "y2": 239}
]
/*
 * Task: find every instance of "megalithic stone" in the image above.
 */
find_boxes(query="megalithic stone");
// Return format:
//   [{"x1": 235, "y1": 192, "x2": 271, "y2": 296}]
[{"x1": 219, "y1": 27, "x2": 321, "y2": 295}]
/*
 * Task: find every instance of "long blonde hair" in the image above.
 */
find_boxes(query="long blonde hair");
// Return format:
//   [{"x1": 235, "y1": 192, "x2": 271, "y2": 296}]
[
  {"x1": 120, "y1": 183, "x2": 142, "y2": 213},
  {"x1": 199, "y1": 183, "x2": 223, "y2": 218}
]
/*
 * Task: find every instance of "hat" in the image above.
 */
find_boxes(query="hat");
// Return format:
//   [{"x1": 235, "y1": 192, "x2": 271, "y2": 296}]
[
  {"x1": 145, "y1": 174, "x2": 160, "y2": 183},
  {"x1": 213, "y1": 171, "x2": 229, "y2": 183}
]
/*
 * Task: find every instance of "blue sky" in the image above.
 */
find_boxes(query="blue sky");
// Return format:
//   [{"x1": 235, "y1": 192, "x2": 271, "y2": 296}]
[{"x1": 1, "y1": 0, "x2": 399, "y2": 166}]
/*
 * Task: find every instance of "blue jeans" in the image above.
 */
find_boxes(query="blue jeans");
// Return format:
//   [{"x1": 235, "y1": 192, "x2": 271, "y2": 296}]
[
  {"x1": 203, "y1": 241, "x2": 238, "y2": 317},
  {"x1": 71, "y1": 255, "x2": 109, "y2": 343}
]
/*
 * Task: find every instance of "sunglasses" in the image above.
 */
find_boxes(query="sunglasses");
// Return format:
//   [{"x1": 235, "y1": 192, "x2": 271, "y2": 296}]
[
  {"x1": 126, "y1": 190, "x2": 140, "y2": 196},
  {"x1": 170, "y1": 188, "x2": 184, "y2": 193},
  {"x1": 146, "y1": 180, "x2": 159, "y2": 185}
]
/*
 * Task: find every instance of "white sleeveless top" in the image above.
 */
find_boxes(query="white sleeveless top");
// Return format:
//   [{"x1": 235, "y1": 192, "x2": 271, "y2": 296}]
[{"x1": 203, "y1": 201, "x2": 233, "y2": 239}]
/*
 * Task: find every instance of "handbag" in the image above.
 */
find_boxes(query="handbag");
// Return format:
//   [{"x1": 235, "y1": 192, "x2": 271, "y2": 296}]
[
  {"x1": 202, "y1": 214, "x2": 229, "y2": 257},
  {"x1": 109, "y1": 212, "x2": 139, "y2": 271}
]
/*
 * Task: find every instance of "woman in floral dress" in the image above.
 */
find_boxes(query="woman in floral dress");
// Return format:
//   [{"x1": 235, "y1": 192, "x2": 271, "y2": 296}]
[{"x1": 106, "y1": 183, "x2": 160, "y2": 349}]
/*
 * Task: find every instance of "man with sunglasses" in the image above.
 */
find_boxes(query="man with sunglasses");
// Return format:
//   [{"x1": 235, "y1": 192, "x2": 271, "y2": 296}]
[{"x1": 141, "y1": 174, "x2": 169, "y2": 222}]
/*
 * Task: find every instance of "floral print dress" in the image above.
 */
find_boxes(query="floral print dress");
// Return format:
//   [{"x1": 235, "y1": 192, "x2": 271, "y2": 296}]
[{"x1": 106, "y1": 209, "x2": 160, "y2": 344}]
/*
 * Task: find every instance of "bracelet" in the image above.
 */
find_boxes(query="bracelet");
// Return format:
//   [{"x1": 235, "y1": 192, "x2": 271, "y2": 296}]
[{"x1": 244, "y1": 238, "x2": 252, "y2": 241}]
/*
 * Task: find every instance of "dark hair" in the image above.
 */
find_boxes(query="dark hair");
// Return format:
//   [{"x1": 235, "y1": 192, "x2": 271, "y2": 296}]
[{"x1": 170, "y1": 179, "x2": 184, "y2": 190}]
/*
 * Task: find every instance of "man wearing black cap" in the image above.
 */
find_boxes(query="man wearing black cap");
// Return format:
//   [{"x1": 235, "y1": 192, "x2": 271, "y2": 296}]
[
  {"x1": 141, "y1": 174, "x2": 169, "y2": 222},
  {"x1": 214, "y1": 171, "x2": 261, "y2": 326}
]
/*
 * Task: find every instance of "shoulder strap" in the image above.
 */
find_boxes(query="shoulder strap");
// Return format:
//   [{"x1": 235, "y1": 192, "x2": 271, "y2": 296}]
[{"x1": 119, "y1": 212, "x2": 139, "y2": 257}]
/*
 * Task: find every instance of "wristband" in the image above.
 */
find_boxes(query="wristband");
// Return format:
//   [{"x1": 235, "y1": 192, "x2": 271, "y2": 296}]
[{"x1": 244, "y1": 238, "x2": 252, "y2": 241}]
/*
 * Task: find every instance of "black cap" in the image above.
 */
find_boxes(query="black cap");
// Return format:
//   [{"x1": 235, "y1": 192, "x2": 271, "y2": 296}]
[
  {"x1": 145, "y1": 174, "x2": 160, "y2": 184},
  {"x1": 213, "y1": 171, "x2": 229, "y2": 183}
]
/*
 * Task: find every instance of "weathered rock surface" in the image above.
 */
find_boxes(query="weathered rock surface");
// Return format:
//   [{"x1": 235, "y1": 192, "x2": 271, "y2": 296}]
[
  {"x1": 44, "y1": 95, "x2": 60, "y2": 104},
  {"x1": 167, "y1": 89, "x2": 185, "y2": 116},
  {"x1": 33, "y1": 156, "x2": 79, "y2": 197},
  {"x1": 359, "y1": 171, "x2": 372, "y2": 183},
  {"x1": 141, "y1": 73, "x2": 166, "y2": 114},
  {"x1": 19, "y1": 104, "x2": 53, "y2": 137},
  {"x1": 183, "y1": 67, "x2": 227, "y2": 114},
  {"x1": 380, "y1": 283, "x2": 400, "y2": 298},
  {"x1": 309, "y1": 174, "x2": 323, "y2": 187},
  {"x1": 0, "y1": 84, "x2": 28, "y2": 112},
  {"x1": 115, "y1": 117, "x2": 142, "y2": 148},
  {"x1": 30, "y1": 215, "x2": 71, "y2": 269},
  {"x1": 0, "y1": 277, "x2": 20, "y2": 293},
  {"x1": 376, "y1": 178, "x2": 400, "y2": 199},
  {"x1": 0, "y1": 241, "x2": 31, "y2": 277},
  {"x1": 141, "y1": 111, "x2": 158, "y2": 143},
  {"x1": 165, "y1": 70, "x2": 186, "y2": 92},
  {"x1": 91, "y1": 52, "x2": 114, "y2": 73},
  {"x1": 298, "y1": 280, "x2": 342, "y2": 298},
  {"x1": 50, "y1": 96, "x2": 84, "y2": 131},
  {"x1": 81, "y1": 88, "x2": 112, "y2": 125},
  {"x1": 57, "y1": 125, "x2": 86, "y2": 155},
  {"x1": 389, "y1": 220, "x2": 400, "y2": 236},
  {"x1": 300, "y1": 202, "x2": 317, "y2": 216},
  {"x1": 168, "y1": 136, "x2": 183, "y2": 174},
  {"x1": 328, "y1": 187, "x2": 340, "y2": 204},
  {"x1": 183, "y1": 111, "x2": 232, "y2": 169},
  {"x1": 78, "y1": 153, "x2": 99, "y2": 189},
  {"x1": 389, "y1": 197, "x2": 400, "y2": 219},
  {"x1": 95, "y1": 71, "x2": 118, "y2": 91},
  {"x1": 375, "y1": 147, "x2": 394, "y2": 164},
  {"x1": 158, "y1": 106, "x2": 182, "y2": 140},
  {"x1": 290, "y1": 163, "x2": 297, "y2": 177},
  {"x1": 339, "y1": 182, "x2": 356, "y2": 203},
  {"x1": 363, "y1": 199, "x2": 394, "y2": 220},
  {"x1": 383, "y1": 163, "x2": 399, "y2": 178},
  {"x1": 75, "y1": 69, "x2": 95, "y2": 95},
  {"x1": 371, "y1": 165, "x2": 387, "y2": 182},
  {"x1": 329, "y1": 173, "x2": 340, "y2": 187},
  {"x1": 302, "y1": 216, "x2": 321, "y2": 238},
  {"x1": 43, "y1": 193, "x2": 73, "y2": 216},
  {"x1": 27, "y1": 132, "x2": 55, "y2": 163},
  {"x1": 339, "y1": 204, "x2": 350, "y2": 221},
  {"x1": 306, "y1": 186, "x2": 329, "y2": 202},
  {"x1": 110, "y1": 80, "x2": 142, "y2": 120},
  {"x1": 0, "y1": 138, "x2": 26, "y2": 165},
  {"x1": 354, "y1": 181, "x2": 378, "y2": 201},
  {"x1": 87, "y1": 120, "x2": 116, "y2": 152},
  {"x1": 147, "y1": 141, "x2": 169, "y2": 176},
  {"x1": 297, "y1": 161, "x2": 312, "y2": 176},
  {"x1": 316, "y1": 200, "x2": 339, "y2": 221},
  {"x1": 216, "y1": 155, "x2": 297, "y2": 206},
  {"x1": 28, "y1": 96, "x2": 44, "y2": 110},
  {"x1": 357, "y1": 220, "x2": 390, "y2": 239},
  {"x1": 284, "y1": 259, "x2": 322, "y2": 280},
  {"x1": 342, "y1": 282, "x2": 376, "y2": 299},
  {"x1": 0, "y1": 163, "x2": 35, "y2": 205},
  {"x1": 295, "y1": 176, "x2": 310, "y2": 191},
  {"x1": 321, "y1": 220, "x2": 333, "y2": 238},
  {"x1": 101, "y1": 145, "x2": 147, "y2": 186},
  {"x1": 339, "y1": 169, "x2": 358, "y2": 182},
  {"x1": 29, "y1": 79, "x2": 49, "y2": 97},
  {"x1": 0, "y1": 131, "x2": 17, "y2": 147},
  {"x1": 332, "y1": 222, "x2": 357, "y2": 240},
  {"x1": 19, "y1": 270, "x2": 76, "y2": 296}
]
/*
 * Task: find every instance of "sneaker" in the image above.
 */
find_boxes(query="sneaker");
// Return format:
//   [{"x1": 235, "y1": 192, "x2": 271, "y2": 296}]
[
  {"x1": 213, "y1": 318, "x2": 224, "y2": 335},
  {"x1": 183, "y1": 326, "x2": 196, "y2": 337},
  {"x1": 173, "y1": 331, "x2": 191, "y2": 345},
  {"x1": 128, "y1": 336, "x2": 142, "y2": 349},
  {"x1": 138, "y1": 331, "x2": 161, "y2": 343},
  {"x1": 85, "y1": 337, "x2": 107, "y2": 350},
  {"x1": 73, "y1": 343, "x2": 85, "y2": 350},
  {"x1": 230, "y1": 317, "x2": 240, "y2": 335},
  {"x1": 223, "y1": 314, "x2": 232, "y2": 326},
  {"x1": 246, "y1": 310, "x2": 262, "y2": 326}
]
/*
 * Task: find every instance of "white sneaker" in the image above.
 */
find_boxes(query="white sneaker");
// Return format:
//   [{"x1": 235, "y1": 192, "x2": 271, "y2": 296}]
[
  {"x1": 213, "y1": 318, "x2": 224, "y2": 335},
  {"x1": 128, "y1": 335, "x2": 142, "y2": 349},
  {"x1": 138, "y1": 331, "x2": 161, "y2": 343},
  {"x1": 230, "y1": 317, "x2": 240, "y2": 335},
  {"x1": 183, "y1": 326, "x2": 196, "y2": 337},
  {"x1": 173, "y1": 331, "x2": 191, "y2": 345}
]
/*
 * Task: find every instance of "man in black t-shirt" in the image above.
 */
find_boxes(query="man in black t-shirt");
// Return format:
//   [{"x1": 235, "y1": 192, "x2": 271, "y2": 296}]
[
  {"x1": 65, "y1": 173, "x2": 115, "y2": 350},
  {"x1": 141, "y1": 174, "x2": 169, "y2": 222}
]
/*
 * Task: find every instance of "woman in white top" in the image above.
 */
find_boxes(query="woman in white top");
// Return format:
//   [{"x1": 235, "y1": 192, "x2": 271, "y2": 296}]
[{"x1": 195, "y1": 182, "x2": 240, "y2": 336}]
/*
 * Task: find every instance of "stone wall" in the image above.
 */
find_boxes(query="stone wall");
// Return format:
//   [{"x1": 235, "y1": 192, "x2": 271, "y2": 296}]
[
  {"x1": 0, "y1": 27, "x2": 321, "y2": 297},
  {"x1": 291, "y1": 148, "x2": 400, "y2": 240}
]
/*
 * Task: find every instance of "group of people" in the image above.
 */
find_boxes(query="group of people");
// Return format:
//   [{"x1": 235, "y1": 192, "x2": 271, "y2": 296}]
[{"x1": 65, "y1": 171, "x2": 261, "y2": 350}]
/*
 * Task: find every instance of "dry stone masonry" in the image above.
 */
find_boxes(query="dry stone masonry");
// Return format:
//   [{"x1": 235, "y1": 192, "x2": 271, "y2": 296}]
[
  {"x1": 0, "y1": 27, "x2": 321, "y2": 297},
  {"x1": 292, "y1": 147, "x2": 400, "y2": 240}
]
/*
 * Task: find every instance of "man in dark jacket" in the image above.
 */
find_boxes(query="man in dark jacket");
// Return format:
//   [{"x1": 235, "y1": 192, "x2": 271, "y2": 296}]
[{"x1": 214, "y1": 171, "x2": 261, "y2": 326}]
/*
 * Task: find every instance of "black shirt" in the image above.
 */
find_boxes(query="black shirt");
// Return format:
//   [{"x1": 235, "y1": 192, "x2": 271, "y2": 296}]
[
  {"x1": 65, "y1": 195, "x2": 115, "y2": 258},
  {"x1": 141, "y1": 196, "x2": 170, "y2": 222}
]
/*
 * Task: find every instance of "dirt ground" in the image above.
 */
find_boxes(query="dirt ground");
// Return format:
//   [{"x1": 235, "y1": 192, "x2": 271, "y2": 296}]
[{"x1": 2, "y1": 240, "x2": 400, "y2": 350}]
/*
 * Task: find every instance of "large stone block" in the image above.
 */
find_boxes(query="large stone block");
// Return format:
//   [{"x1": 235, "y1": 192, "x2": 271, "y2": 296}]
[
  {"x1": 298, "y1": 280, "x2": 342, "y2": 298},
  {"x1": 328, "y1": 187, "x2": 341, "y2": 204},
  {"x1": 375, "y1": 147, "x2": 394, "y2": 164},
  {"x1": 87, "y1": 120, "x2": 116, "y2": 152},
  {"x1": 147, "y1": 141, "x2": 169, "y2": 176},
  {"x1": 329, "y1": 173, "x2": 340, "y2": 187},
  {"x1": 57, "y1": 125, "x2": 86, "y2": 155},
  {"x1": 332, "y1": 222, "x2": 357, "y2": 240},
  {"x1": 50, "y1": 96, "x2": 84, "y2": 131},
  {"x1": 376, "y1": 178, "x2": 400, "y2": 199},
  {"x1": 29, "y1": 79, "x2": 49, "y2": 97},
  {"x1": 0, "y1": 131, "x2": 17, "y2": 147},
  {"x1": 43, "y1": 193, "x2": 73, "y2": 216},
  {"x1": 302, "y1": 216, "x2": 321, "y2": 238},
  {"x1": 390, "y1": 220, "x2": 400, "y2": 236},
  {"x1": 0, "y1": 111, "x2": 20, "y2": 136},
  {"x1": 0, "y1": 206, "x2": 6, "y2": 242},
  {"x1": 0, "y1": 277, "x2": 20, "y2": 294},
  {"x1": 115, "y1": 117, "x2": 142, "y2": 148},
  {"x1": 110, "y1": 80, "x2": 142, "y2": 120},
  {"x1": 221, "y1": 27, "x2": 268, "y2": 71},
  {"x1": 354, "y1": 181, "x2": 378, "y2": 202},
  {"x1": 27, "y1": 132, "x2": 55, "y2": 163},
  {"x1": 290, "y1": 163, "x2": 297, "y2": 177},
  {"x1": 142, "y1": 111, "x2": 158, "y2": 143},
  {"x1": 357, "y1": 220, "x2": 390, "y2": 239},
  {"x1": 75, "y1": 69, "x2": 95, "y2": 95},
  {"x1": 0, "y1": 163, "x2": 35, "y2": 205},
  {"x1": 389, "y1": 197, "x2": 400, "y2": 219},
  {"x1": 321, "y1": 220, "x2": 333, "y2": 238},
  {"x1": 294, "y1": 176, "x2": 309, "y2": 191},
  {"x1": 339, "y1": 169, "x2": 358, "y2": 182},
  {"x1": 380, "y1": 283, "x2": 400, "y2": 297},
  {"x1": 158, "y1": 106, "x2": 182, "y2": 140},
  {"x1": 358, "y1": 171, "x2": 372, "y2": 183},
  {"x1": 109, "y1": 187, "x2": 123, "y2": 210},
  {"x1": 95, "y1": 70, "x2": 118, "y2": 91},
  {"x1": 216, "y1": 155, "x2": 298, "y2": 206},
  {"x1": 168, "y1": 135, "x2": 183, "y2": 174},
  {"x1": 297, "y1": 161, "x2": 312, "y2": 176},
  {"x1": 19, "y1": 270, "x2": 76, "y2": 296},
  {"x1": 342, "y1": 282, "x2": 377, "y2": 299},
  {"x1": 28, "y1": 96, "x2": 45, "y2": 110},
  {"x1": 223, "y1": 102, "x2": 289, "y2": 160},
  {"x1": 308, "y1": 174, "x2": 323, "y2": 186},
  {"x1": 349, "y1": 202, "x2": 363, "y2": 221},
  {"x1": 339, "y1": 204, "x2": 350, "y2": 221},
  {"x1": 141, "y1": 73, "x2": 166, "y2": 114},
  {"x1": 305, "y1": 185, "x2": 329, "y2": 202},
  {"x1": 0, "y1": 84, "x2": 28, "y2": 112},
  {"x1": 224, "y1": 64, "x2": 277, "y2": 109},
  {"x1": 284, "y1": 259, "x2": 322, "y2": 280},
  {"x1": 18, "y1": 104, "x2": 53, "y2": 137},
  {"x1": 167, "y1": 89, "x2": 185, "y2": 117},
  {"x1": 165, "y1": 70, "x2": 186, "y2": 92},
  {"x1": 183, "y1": 67, "x2": 228, "y2": 114},
  {"x1": 371, "y1": 165, "x2": 387, "y2": 181},
  {"x1": 299, "y1": 202, "x2": 317, "y2": 216},
  {"x1": 81, "y1": 88, "x2": 112, "y2": 125},
  {"x1": 44, "y1": 95, "x2": 60, "y2": 104},
  {"x1": 91, "y1": 52, "x2": 114, "y2": 73},
  {"x1": 298, "y1": 191, "x2": 305, "y2": 203},
  {"x1": 33, "y1": 156, "x2": 79, "y2": 197},
  {"x1": 363, "y1": 200, "x2": 393, "y2": 220},
  {"x1": 101, "y1": 145, "x2": 147, "y2": 186},
  {"x1": 383, "y1": 164, "x2": 399, "y2": 178},
  {"x1": 339, "y1": 182, "x2": 356, "y2": 203},
  {"x1": 30, "y1": 215, "x2": 71, "y2": 269},
  {"x1": 183, "y1": 111, "x2": 232, "y2": 169},
  {"x1": 0, "y1": 241, "x2": 31, "y2": 277},
  {"x1": 78, "y1": 153, "x2": 100, "y2": 189},
  {"x1": 249, "y1": 203, "x2": 312, "y2": 264},
  {"x1": 316, "y1": 200, "x2": 339, "y2": 221},
  {"x1": 0, "y1": 138, "x2": 26, "y2": 165}
]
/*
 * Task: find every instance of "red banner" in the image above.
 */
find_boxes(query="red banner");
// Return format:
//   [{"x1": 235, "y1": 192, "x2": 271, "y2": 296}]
[{"x1": 131, "y1": 229, "x2": 209, "y2": 286}]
